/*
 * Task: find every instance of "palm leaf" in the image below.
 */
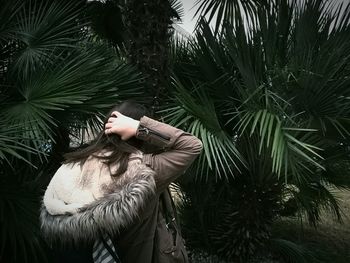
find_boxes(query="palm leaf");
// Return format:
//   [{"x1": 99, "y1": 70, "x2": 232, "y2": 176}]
[
  {"x1": 193, "y1": 0, "x2": 264, "y2": 35},
  {"x1": 3, "y1": 45, "x2": 143, "y2": 155},
  {"x1": 169, "y1": 0, "x2": 184, "y2": 21},
  {"x1": 12, "y1": 0, "x2": 86, "y2": 77},
  {"x1": 0, "y1": 0, "x2": 23, "y2": 43},
  {"x1": 160, "y1": 77, "x2": 244, "y2": 180},
  {"x1": 0, "y1": 175, "x2": 47, "y2": 263},
  {"x1": 229, "y1": 104, "x2": 323, "y2": 181},
  {"x1": 285, "y1": 181, "x2": 342, "y2": 226},
  {"x1": 269, "y1": 238, "x2": 317, "y2": 263},
  {"x1": 287, "y1": 0, "x2": 350, "y2": 137},
  {"x1": 0, "y1": 122, "x2": 42, "y2": 166}
]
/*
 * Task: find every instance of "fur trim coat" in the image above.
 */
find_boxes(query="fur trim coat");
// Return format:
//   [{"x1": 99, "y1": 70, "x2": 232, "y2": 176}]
[{"x1": 40, "y1": 152, "x2": 156, "y2": 244}]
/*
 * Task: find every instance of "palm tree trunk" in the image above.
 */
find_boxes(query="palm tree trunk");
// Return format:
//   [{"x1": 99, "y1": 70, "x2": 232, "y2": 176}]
[{"x1": 124, "y1": 0, "x2": 173, "y2": 112}]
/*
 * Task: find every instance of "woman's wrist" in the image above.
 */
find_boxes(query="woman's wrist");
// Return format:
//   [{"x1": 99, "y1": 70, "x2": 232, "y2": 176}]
[{"x1": 131, "y1": 119, "x2": 140, "y2": 137}]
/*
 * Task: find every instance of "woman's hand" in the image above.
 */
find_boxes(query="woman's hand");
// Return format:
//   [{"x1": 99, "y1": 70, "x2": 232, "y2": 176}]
[{"x1": 104, "y1": 111, "x2": 140, "y2": 140}]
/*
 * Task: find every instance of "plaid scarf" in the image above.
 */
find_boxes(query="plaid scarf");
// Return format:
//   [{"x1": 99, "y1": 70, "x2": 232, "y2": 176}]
[{"x1": 93, "y1": 233, "x2": 121, "y2": 263}]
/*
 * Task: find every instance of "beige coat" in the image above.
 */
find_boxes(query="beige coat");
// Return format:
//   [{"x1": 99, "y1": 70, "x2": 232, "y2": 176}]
[
  {"x1": 41, "y1": 116, "x2": 202, "y2": 262},
  {"x1": 118, "y1": 116, "x2": 203, "y2": 263}
]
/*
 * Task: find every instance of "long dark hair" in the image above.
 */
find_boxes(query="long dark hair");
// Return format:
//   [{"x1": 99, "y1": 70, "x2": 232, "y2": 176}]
[{"x1": 64, "y1": 101, "x2": 150, "y2": 177}]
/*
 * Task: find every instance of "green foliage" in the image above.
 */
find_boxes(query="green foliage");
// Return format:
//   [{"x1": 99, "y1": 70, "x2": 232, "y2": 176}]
[
  {"x1": 268, "y1": 238, "x2": 318, "y2": 263},
  {"x1": 0, "y1": 0, "x2": 144, "y2": 262},
  {"x1": 271, "y1": 213, "x2": 350, "y2": 263},
  {"x1": 0, "y1": 0, "x2": 143, "y2": 162},
  {"x1": 161, "y1": 78, "x2": 243, "y2": 179},
  {"x1": 0, "y1": 166, "x2": 47, "y2": 263},
  {"x1": 172, "y1": 0, "x2": 350, "y2": 261},
  {"x1": 2, "y1": 0, "x2": 350, "y2": 262},
  {"x1": 87, "y1": 0, "x2": 185, "y2": 108},
  {"x1": 178, "y1": 134, "x2": 284, "y2": 262},
  {"x1": 193, "y1": 0, "x2": 265, "y2": 34}
]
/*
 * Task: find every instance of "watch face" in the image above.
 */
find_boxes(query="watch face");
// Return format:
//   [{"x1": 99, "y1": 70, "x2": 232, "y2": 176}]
[
  {"x1": 137, "y1": 126, "x2": 149, "y2": 139},
  {"x1": 139, "y1": 127, "x2": 149, "y2": 135}
]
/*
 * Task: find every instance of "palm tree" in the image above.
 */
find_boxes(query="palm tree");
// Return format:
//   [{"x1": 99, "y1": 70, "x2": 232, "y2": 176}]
[
  {"x1": 87, "y1": 0, "x2": 184, "y2": 112},
  {"x1": 124, "y1": 0, "x2": 181, "y2": 109},
  {"x1": 0, "y1": 0, "x2": 143, "y2": 262},
  {"x1": 2, "y1": 0, "x2": 350, "y2": 262},
  {"x1": 164, "y1": 0, "x2": 350, "y2": 261}
]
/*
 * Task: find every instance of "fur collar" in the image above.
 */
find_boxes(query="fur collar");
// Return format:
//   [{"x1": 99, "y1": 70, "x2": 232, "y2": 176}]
[{"x1": 40, "y1": 155, "x2": 156, "y2": 245}]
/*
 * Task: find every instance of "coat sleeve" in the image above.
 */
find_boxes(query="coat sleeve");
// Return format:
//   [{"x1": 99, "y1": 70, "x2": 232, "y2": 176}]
[{"x1": 136, "y1": 116, "x2": 203, "y2": 192}]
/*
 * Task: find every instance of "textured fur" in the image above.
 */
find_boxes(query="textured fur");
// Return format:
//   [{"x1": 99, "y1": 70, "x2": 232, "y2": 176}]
[{"x1": 40, "y1": 159, "x2": 156, "y2": 245}]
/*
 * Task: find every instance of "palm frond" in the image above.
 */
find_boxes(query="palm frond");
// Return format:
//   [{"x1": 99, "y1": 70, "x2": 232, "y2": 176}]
[
  {"x1": 11, "y1": 0, "x2": 86, "y2": 77},
  {"x1": 0, "y1": 121, "x2": 43, "y2": 167},
  {"x1": 0, "y1": 0, "x2": 23, "y2": 43},
  {"x1": 169, "y1": 0, "x2": 184, "y2": 21},
  {"x1": 229, "y1": 101, "x2": 323, "y2": 181},
  {"x1": 285, "y1": 181, "x2": 342, "y2": 226},
  {"x1": 193, "y1": 0, "x2": 264, "y2": 34},
  {"x1": 269, "y1": 238, "x2": 318, "y2": 263},
  {"x1": 321, "y1": 152, "x2": 350, "y2": 190},
  {"x1": 160, "y1": 77, "x2": 244, "y2": 180},
  {"x1": 3, "y1": 44, "x2": 143, "y2": 156},
  {"x1": 286, "y1": 0, "x2": 350, "y2": 138},
  {"x1": 0, "y1": 175, "x2": 47, "y2": 263}
]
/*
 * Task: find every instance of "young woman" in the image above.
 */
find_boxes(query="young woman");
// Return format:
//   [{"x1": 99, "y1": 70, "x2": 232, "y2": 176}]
[{"x1": 40, "y1": 101, "x2": 202, "y2": 263}]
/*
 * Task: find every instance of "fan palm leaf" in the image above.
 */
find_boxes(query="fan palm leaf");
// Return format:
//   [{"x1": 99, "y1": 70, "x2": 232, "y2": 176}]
[
  {"x1": 269, "y1": 238, "x2": 317, "y2": 263},
  {"x1": 1, "y1": 0, "x2": 145, "y2": 262},
  {"x1": 0, "y1": 173, "x2": 47, "y2": 263},
  {"x1": 174, "y1": 0, "x2": 350, "y2": 260},
  {"x1": 9, "y1": 0, "x2": 86, "y2": 78},
  {"x1": 0, "y1": 0, "x2": 23, "y2": 43},
  {"x1": 239, "y1": 110, "x2": 323, "y2": 177},
  {"x1": 161, "y1": 77, "x2": 244, "y2": 179},
  {"x1": 193, "y1": 0, "x2": 265, "y2": 34},
  {"x1": 2, "y1": 45, "x2": 143, "y2": 158}
]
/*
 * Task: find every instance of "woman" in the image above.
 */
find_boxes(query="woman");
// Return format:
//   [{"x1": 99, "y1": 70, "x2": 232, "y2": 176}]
[{"x1": 40, "y1": 101, "x2": 202, "y2": 263}]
